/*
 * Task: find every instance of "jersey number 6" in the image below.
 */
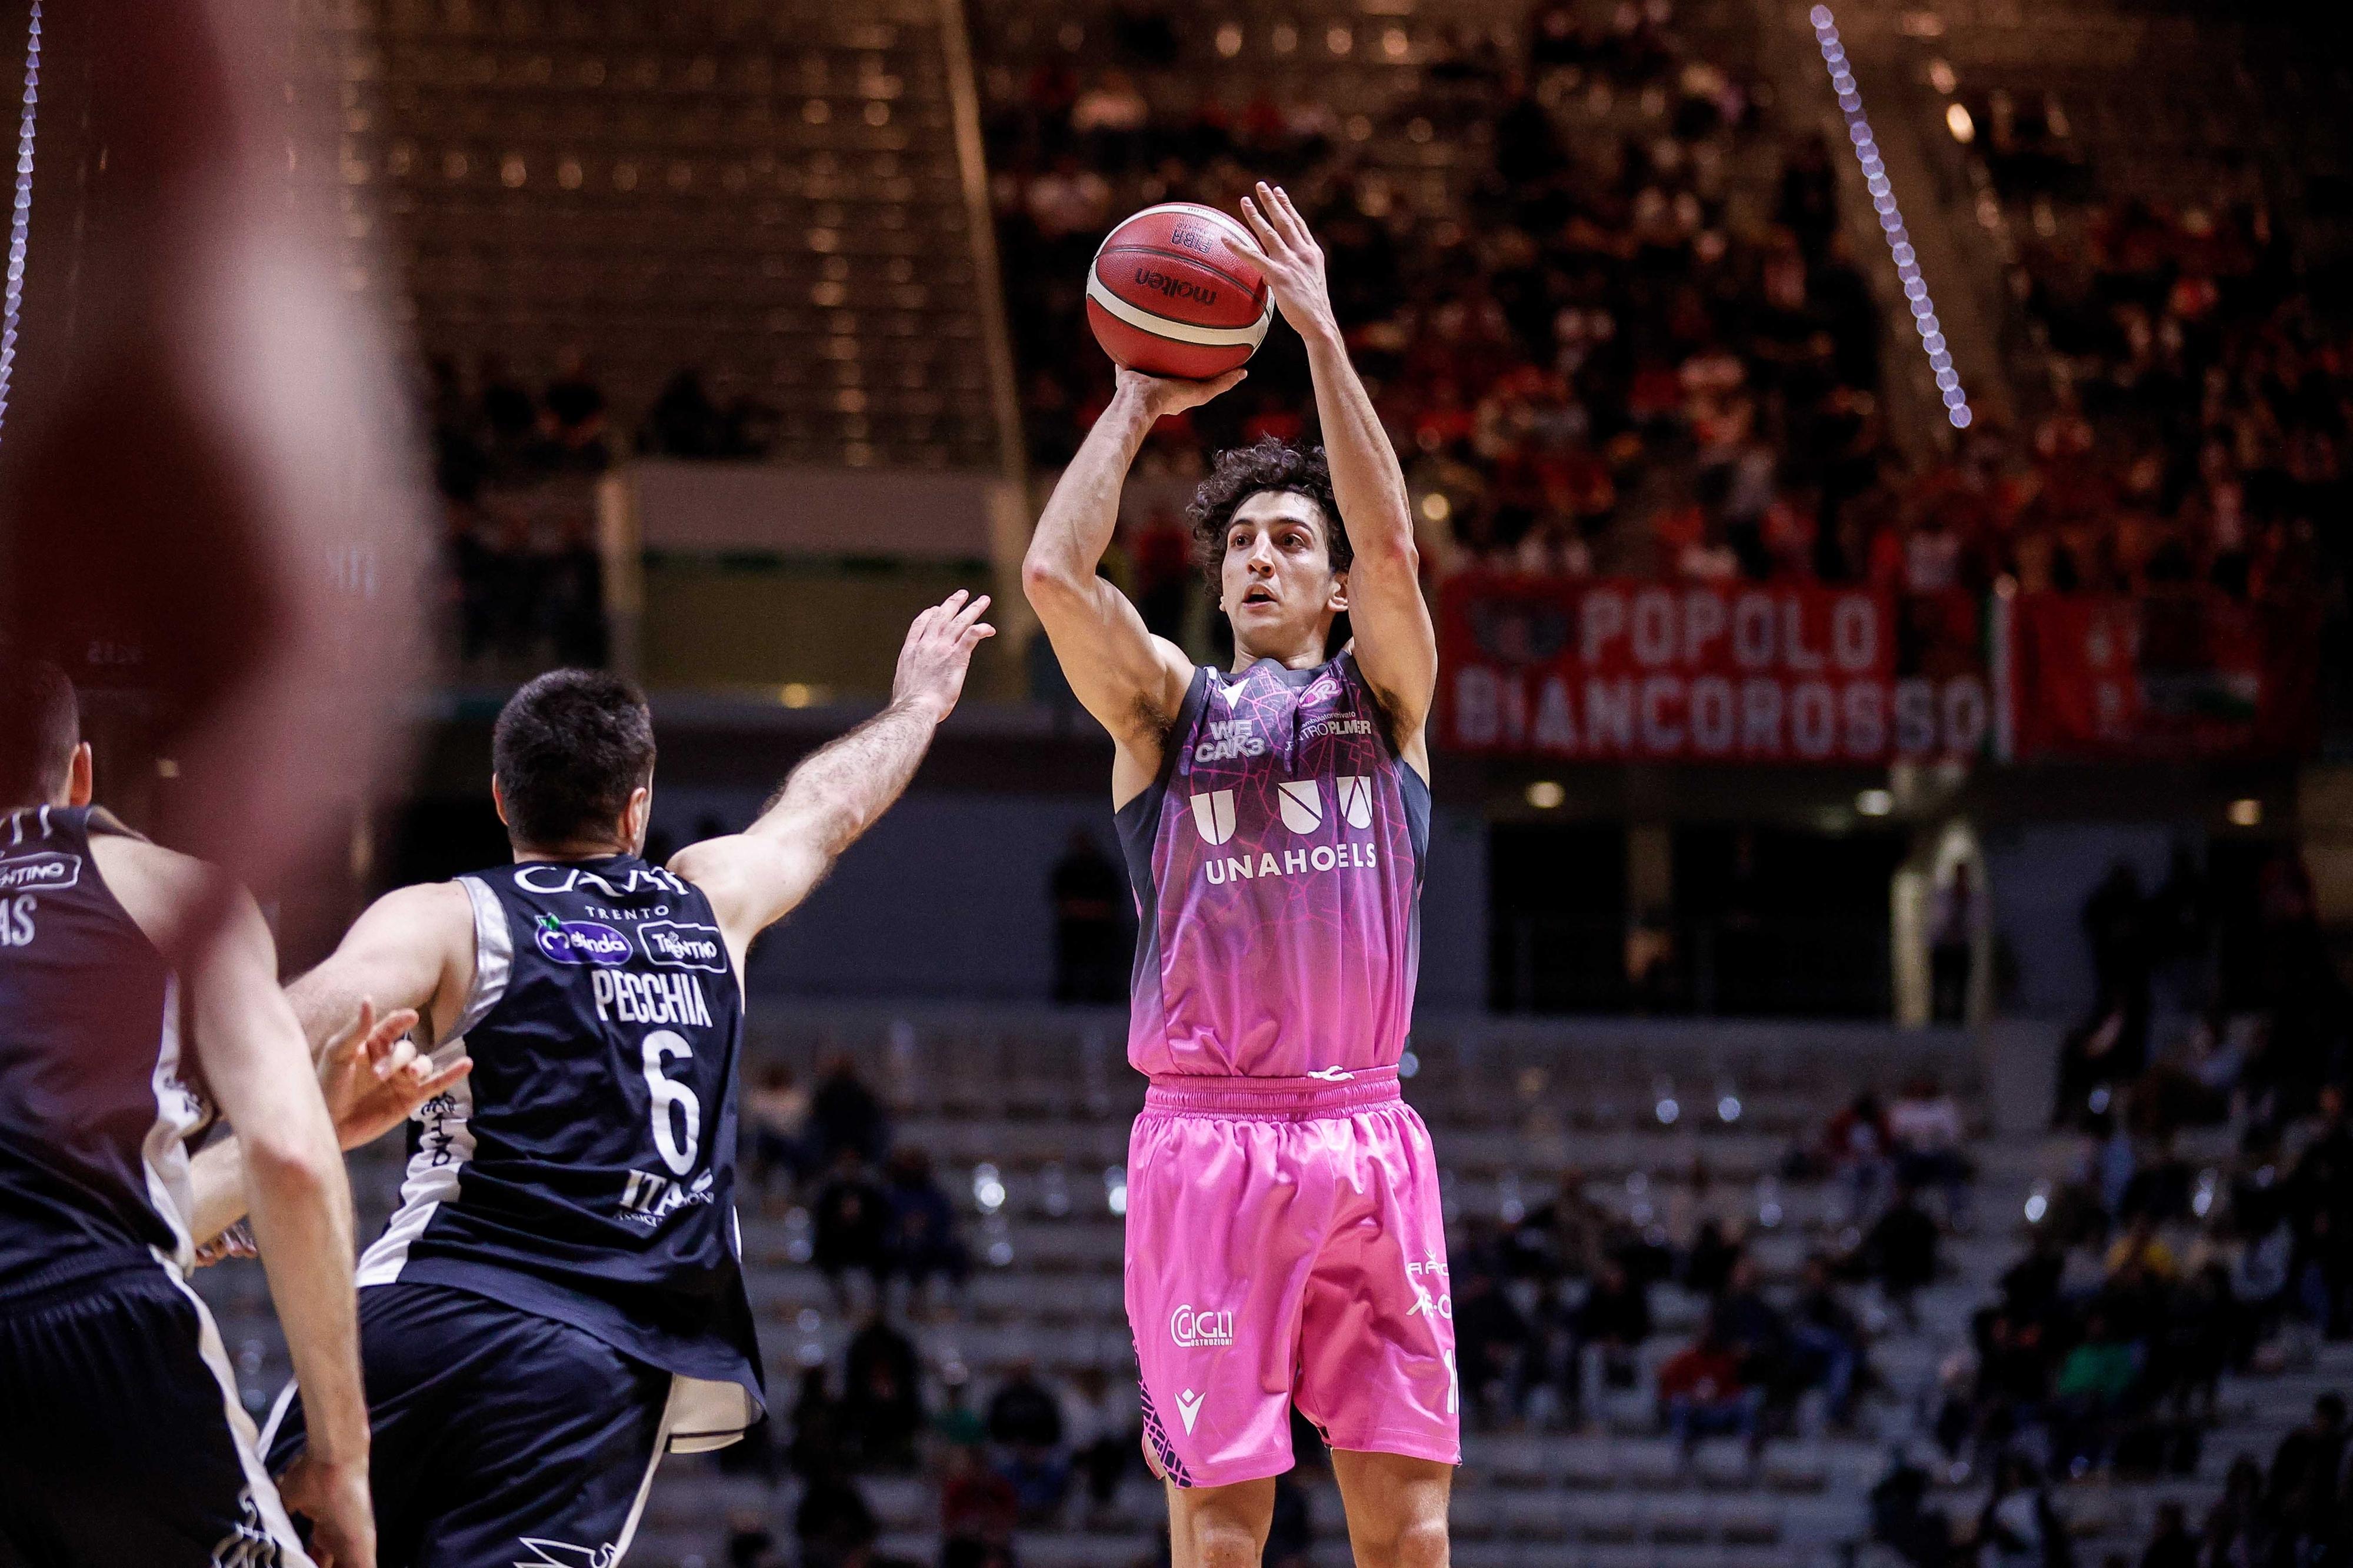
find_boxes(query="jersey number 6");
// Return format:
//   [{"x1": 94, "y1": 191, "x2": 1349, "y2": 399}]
[{"x1": 642, "y1": 1029, "x2": 702, "y2": 1176}]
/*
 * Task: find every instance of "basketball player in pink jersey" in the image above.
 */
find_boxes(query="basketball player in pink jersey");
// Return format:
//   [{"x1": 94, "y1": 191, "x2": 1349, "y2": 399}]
[{"x1": 1022, "y1": 184, "x2": 1451, "y2": 1568}]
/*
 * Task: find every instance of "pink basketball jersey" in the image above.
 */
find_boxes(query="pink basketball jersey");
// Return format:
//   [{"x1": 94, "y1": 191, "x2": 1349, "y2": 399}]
[{"x1": 1116, "y1": 654, "x2": 1429, "y2": 1078}]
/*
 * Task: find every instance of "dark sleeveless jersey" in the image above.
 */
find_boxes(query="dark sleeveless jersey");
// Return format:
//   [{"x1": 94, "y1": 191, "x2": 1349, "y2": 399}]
[
  {"x1": 356, "y1": 853, "x2": 764, "y2": 1433},
  {"x1": 0, "y1": 805, "x2": 207, "y2": 1298}
]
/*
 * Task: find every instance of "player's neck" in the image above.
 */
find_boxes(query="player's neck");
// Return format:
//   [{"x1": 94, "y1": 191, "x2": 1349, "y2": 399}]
[
  {"x1": 510, "y1": 836, "x2": 635, "y2": 863},
  {"x1": 1228, "y1": 634, "x2": 1328, "y2": 673}
]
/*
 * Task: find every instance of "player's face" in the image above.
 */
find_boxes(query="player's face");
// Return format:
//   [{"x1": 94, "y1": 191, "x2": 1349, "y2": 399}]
[{"x1": 1218, "y1": 491, "x2": 1347, "y2": 659}]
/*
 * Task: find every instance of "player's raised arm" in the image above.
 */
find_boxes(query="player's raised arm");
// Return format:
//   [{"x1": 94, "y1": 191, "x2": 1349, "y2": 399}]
[
  {"x1": 1021, "y1": 367, "x2": 1241, "y2": 795},
  {"x1": 1241, "y1": 182, "x2": 1437, "y2": 771},
  {"x1": 672, "y1": 591, "x2": 995, "y2": 958}
]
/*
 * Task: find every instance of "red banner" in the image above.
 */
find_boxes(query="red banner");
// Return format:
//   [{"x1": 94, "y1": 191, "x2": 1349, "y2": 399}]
[
  {"x1": 1439, "y1": 576, "x2": 1989, "y2": 762},
  {"x1": 2004, "y1": 590, "x2": 2318, "y2": 759}
]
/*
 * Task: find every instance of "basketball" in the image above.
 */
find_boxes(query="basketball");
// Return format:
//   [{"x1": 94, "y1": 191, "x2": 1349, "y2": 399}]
[{"x1": 1085, "y1": 202, "x2": 1272, "y2": 381}]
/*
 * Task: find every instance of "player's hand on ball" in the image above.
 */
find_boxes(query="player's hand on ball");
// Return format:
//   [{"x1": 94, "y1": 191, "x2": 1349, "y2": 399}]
[
  {"x1": 893, "y1": 589, "x2": 996, "y2": 724},
  {"x1": 1240, "y1": 181, "x2": 1338, "y2": 343},
  {"x1": 279, "y1": 1452, "x2": 376, "y2": 1568},
  {"x1": 1115, "y1": 363, "x2": 1247, "y2": 420}
]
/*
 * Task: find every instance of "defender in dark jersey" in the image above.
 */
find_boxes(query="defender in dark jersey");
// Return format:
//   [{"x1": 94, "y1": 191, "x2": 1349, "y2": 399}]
[
  {"x1": 1023, "y1": 187, "x2": 1449, "y2": 1568},
  {"x1": 0, "y1": 655, "x2": 380, "y2": 1567},
  {"x1": 238, "y1": 593, "x2": 994, "y2": 1566}
]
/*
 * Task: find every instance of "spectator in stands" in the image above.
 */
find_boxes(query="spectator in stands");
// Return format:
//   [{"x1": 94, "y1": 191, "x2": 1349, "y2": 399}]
[
  {"x1": 1872, "y1": 1459, "x2": 1952, "y2": 1568},
  {"x1": 2264, "y1": 1395, "x2": 2347, "y2": 1528},
  {"x1": 476, "y1": 353, "x2": 538, "y2": 469},
  {"x1": 1057, "y1": 1366, "x2": 1137, "y2": 1527},
  {"x1": 1824, "y1": 1092, "x2": 1895, "y2": 1221},
  {"x1": 1791, "y1": 1253, "x2": 1865, "y2": 1429},
  {"x1": 726, "y1": 1507, "x2": 780, "y2": 1568},
  {"x1": 642, "y1": 366, "x2": 727, "y2": 458},
  {"x1": 985, "y1": 1361, "x2": 1068, "y2": 1524},
  {"x1": 2051, "y1": 1310, "x2": 2139, "y2": 1472},
  {"x1": 2198, "y1": 1455, "x2": 2268, "y2": 1568},
  {"x1": 1574, "y1": 1256, "x2": 1654, "y2": 1425},
  {"x1": 843, "y1": 1310, "x2": 925, "y2": 1470},
  {"x1": 542, "y1": 347, "x2": 611, "y2": 471},
  {"x1": 541, "y1": 513, "x2": 608, "y2": 669},
  {"x1": 1854, "y1": 1183, "x2": 1941, "y2": 1323},
  {"x1": 938, "y1": 1441, "x2": 1019, "y2": 1568},
  {"x1": 2284, "y1": 1087, "x2": 2353, "y2": 1337},
  {"x1": 883, "y1": 1145, "x2": 969, "y2": 1307},
  {"x1": 1513, "y1": 1168, "x2": 1615, "y2": 1282},
  {"x1": 1931, "y1": 864, "x2": 1977, "y2": 1025},
  {"x1": 1892, "y1": 1075, "x2": 1974, "y2": 1226},
  {"x1": 811, "y1": 1053, "x2": 891, "y2": 1169},
  {"x1": 788, "y1": 1365, "x2": 850, "y2": 1480},
  {"x1": 1658, "y1": 1321, "x2": 1761, "y2": 1457},
  {"x1": 2139, "y1": 1502, "x2": 2197, "y2": 1568},
  {"x1": 1048, "y1": 829, "x2": 1128, "y2": 1004},
  {"x1": 1451, "y1": 1247, "x2": 1531, "y2": 1430},
  {"x1": 794, "y1": 1457, "x2": 880, "y2": 1568},
  {"x1": 1977, "y1": 1453, "x2": 2069, "y2": 1568},
  {"x1": 812, "y1": 1150, "x2": 894, "y2": 1306},
  {"x1": 746, "y1": 1061, "x2": 814, "y2": 1200}
]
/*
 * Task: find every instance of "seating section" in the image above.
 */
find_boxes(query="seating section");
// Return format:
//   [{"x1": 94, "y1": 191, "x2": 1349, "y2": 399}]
[
  {"x1": 192, "y1": 1007, "x2": 2351, "y2": 1567},
  {"x1": 295, "y1": 0, "x2": 1008, "y2": 469}
]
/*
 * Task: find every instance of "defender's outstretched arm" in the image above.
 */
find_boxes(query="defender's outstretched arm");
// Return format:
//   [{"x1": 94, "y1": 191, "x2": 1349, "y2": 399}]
[
  {"x1": 1241, "y1": 183, "x2": 1437, "y2": 771},
  {"x1": 186, "y1": 882, "x2": 477, "y2": 1249},
  {"x1": 674, "y1": 592, "x2": 995, "y2": 960},
  {"x1": 1021, "y1": 368, "x2": 1239, "y2": 798}
]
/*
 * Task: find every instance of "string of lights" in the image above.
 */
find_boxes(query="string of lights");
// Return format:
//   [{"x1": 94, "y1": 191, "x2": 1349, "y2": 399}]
[
  {"x1": 0, "y1": 1, "x2": 39, "y2": 441},
  {"x1": 1809, "y1": 4, "x2": 1972, "y2": 430}
]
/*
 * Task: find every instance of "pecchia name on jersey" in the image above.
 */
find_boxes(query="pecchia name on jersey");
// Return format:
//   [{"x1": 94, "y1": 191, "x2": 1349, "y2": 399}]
[
  {"x1": 618, "y1": 1166, "x2": 715, "y2": 1225},
  {"x1": 1202, "y1": 840, "x2": 1378, "y2": 885},
  {"x1": 592, "y1": 967, "x2": 714, "y2": 1027},
  {"x1": 1194, "y1": 718, "x2": 1265, "y2": 762},
  {"x1": 0, "y1": 894, "x2": 35, "y2": 946},
  {"x1": 0, "y1": 850, "x2": 79, "y2": 893},
  {"x1": 1169, "y1": 1303, "x2": 1235, "y2": 1347},
  {"x1": 534, "y1": 918, "x2": 632, "y2": 966},
  {"x1": 639, "y1": 920, "x2": 725, "y2": 974}
]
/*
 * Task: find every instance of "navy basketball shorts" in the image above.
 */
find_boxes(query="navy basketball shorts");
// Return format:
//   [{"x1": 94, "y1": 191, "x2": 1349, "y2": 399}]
[
  {"x1": 265, "y1": 1282, "x2": 675, "y2": 1568},
  {"x1": 0, "y1": 1261, "x2": 309, "y2": 1568}
]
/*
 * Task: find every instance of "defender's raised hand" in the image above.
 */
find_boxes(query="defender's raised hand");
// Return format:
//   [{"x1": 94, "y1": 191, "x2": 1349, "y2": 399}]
[
  {"x1": 1240, "y1": 181, "x2": 1338, "y2": 343},
  {"x1": 892, "y1": 590, "x2": 997, "y2": 724}
]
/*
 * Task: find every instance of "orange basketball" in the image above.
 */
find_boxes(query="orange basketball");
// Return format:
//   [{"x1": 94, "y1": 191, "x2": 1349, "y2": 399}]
[{"x1": 1085, "y1": 203, "x2": 1272, "y2": 381}]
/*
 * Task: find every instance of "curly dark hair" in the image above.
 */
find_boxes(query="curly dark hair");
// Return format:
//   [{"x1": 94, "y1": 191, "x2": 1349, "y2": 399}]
[{"x1": 1185, "y1": 438, "x2": 1348, "y2": 586}]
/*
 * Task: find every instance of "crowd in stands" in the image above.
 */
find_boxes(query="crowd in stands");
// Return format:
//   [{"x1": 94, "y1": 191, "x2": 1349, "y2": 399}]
[
  {"x1": 1438, "y1": 1072, "x2": 1974, "y2": 1453},
  {"x1": 421, "y1": 352, "x2": 788, "y2": 675},
  {"x1": 1869, "y1": 840, "x2": 2353, "y2": 1568},
  {"x1": 981, "y1": 0, "x2": 2349, "y2": 713}
]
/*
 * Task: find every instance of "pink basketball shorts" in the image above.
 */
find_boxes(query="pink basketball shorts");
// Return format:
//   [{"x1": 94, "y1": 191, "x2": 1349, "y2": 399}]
[{"x1": 1124, "y1": 1067, "x2": 1460, "y2": 1489}]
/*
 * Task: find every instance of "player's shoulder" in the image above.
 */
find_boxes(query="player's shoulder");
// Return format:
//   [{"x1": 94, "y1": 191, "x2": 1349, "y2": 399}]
[{"x1": 356, "y1": 877, "x2": 479, "y2": 943}]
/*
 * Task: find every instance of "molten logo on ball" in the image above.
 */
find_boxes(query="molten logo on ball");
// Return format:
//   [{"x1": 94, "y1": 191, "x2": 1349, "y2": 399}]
[{"x1": 1133, "y1": 267, "x2": 1220, "y2": 306}]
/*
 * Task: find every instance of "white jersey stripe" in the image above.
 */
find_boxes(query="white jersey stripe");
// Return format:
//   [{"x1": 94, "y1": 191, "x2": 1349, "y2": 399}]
[
  {"x1": 354, "y1": 876, "x2": 506, "y2": 1286},
  {"x1": 139, "y1": 975, "x2": 201, "y2": 1270},
  {"x1": 158, "y1": 1255, "x2": 317, "y2": 1567}
]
